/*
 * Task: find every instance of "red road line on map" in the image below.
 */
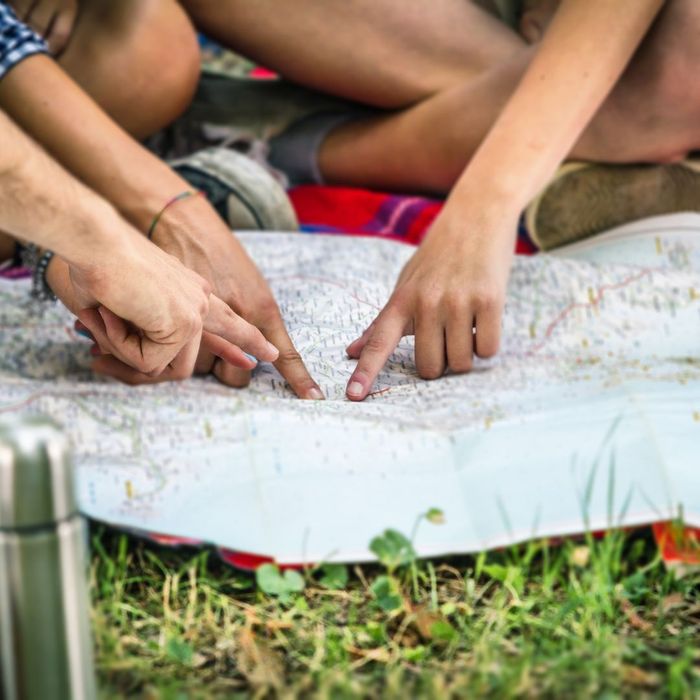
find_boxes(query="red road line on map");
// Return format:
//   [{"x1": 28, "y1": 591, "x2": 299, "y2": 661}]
[
  {"x1": 528, "y1": 268, "x2": 653, "y2": 354},
  {"x1": 367, "y1": 386, "x2": 393, "y2": 398},
  {"x1": 271, "y1": 274, "x2": 383, "y2": 310},
  {"x1": 0, "y1": 392, "x2": 43, "y2": 413},
  {"x1": 0, "y1": 389, "x2": 113, "y2": 414}
]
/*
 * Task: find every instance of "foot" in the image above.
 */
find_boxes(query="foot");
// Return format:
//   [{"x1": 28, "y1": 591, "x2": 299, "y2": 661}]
[
  {"x1": 526, "y1": 159, "x2": 700, "y2": 250},
  {"x1": 171, "y1": 147, "x2": 299, "y2": 231}
]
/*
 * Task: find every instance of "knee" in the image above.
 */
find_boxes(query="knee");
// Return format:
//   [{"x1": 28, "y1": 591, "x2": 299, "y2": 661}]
[
  {"x1": 595, "y1": 0, "x2": 700, "y2": 161},
  {"x1": 62, "y1": 0, "x2": 200, "y2": 137}
]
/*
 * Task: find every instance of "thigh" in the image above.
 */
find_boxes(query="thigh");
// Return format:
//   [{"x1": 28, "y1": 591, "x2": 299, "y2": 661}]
[{"x1": 181, "y1": 0, "x2": 526, "y2": 109}]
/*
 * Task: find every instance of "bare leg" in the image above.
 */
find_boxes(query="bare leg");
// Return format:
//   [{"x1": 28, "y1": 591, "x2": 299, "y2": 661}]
[
  {"x1": 319, "y1": 51, "x2": 535, "y2": 192},
  {"x1": 0, "y1": 0, "x2": 199, "y2": 262},
  {"x1": 180, "y1": 0, "x2": 700, "y2": 194},
  {"x1": 181, "y1": 0, "x2": 526, "y2": 108},
  {"x1": 60, "y1": 0, "x2": 200, "y2": 138},
  {"x1": 319, "y1": 0, "x2": 700, "y2": 193}
]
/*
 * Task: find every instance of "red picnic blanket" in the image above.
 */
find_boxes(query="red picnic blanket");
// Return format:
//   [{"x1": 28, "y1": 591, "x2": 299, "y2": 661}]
[{"x1": 289, "y1": 184, "x2": 538, "y2": 254}]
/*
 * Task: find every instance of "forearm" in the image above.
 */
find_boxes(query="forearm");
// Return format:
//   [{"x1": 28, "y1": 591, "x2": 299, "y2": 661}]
[
  {"x1": 452, "y1": 0, "x2": 664, "y2": 216},
  {"x1": 0, "y1": 54, "x2": 188, "y2": 231},
  {"x1": 0, "y1": 109, "x2": 129, "y2": 270}
]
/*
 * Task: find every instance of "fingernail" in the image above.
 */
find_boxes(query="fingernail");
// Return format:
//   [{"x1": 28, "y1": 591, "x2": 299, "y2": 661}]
[
  {"x1": 307, "y1": 387, "x2": 324, "y2": 400},
  {"x1": 76, "y1": 328, "x2": 93, "y2": 341},
  {"x1": 347, "y1": 381, "x2": 364, "y2": 397},
  {"x1": 266, "y1": 341, "x2": 280, "y2": 359},
  {"x1": 244, "y1": 353, "x2": 258, "y2": 365}
]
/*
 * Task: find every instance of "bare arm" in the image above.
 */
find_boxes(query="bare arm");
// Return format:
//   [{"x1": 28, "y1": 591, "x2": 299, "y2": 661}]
[
  {"x1": 452, "y1": 0, "x2": 664, "y2": 214},
  {"x1": 0, "y1": 109, "x2": 277, "y2": 376},
  {"x1": 0, "y1": 107, "x2": 126, "y2": 270},
  {"x1": 0, "y1": 53, "x2": 322, "y2": 398},
  {"x1": 347, "y1": 0, "x2": 665, "y2": 399},
  {"x1": 0, "y1": 54, "x2": 183, "y2": 231}
]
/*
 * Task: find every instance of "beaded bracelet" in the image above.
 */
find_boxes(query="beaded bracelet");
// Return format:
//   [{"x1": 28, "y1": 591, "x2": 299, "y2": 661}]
[
  {"x1": 22, "y1": 244, "x2": 57, "y2": 302},
  {"x1": 147, "y1": 190, "x2": 203, "y2": 240}
]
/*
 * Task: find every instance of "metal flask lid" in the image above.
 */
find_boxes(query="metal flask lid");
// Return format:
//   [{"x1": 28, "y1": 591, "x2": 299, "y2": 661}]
[{"x1": 0, "y1": 417, "x2": 77, "y2": 530}]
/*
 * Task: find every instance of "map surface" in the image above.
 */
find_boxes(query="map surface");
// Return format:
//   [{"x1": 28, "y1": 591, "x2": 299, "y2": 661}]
[{"x1": 1, "y1": 214, "x2": 699, "y2": 563}]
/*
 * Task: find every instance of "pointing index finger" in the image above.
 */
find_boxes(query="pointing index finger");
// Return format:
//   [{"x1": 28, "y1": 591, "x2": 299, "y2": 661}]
[
  {"x1": 261, "y1": 313, "x2": 324, "y2": 400},
  {"x1": 346, "y1": 307, "x2": 406, "y2": 401},
  {"x1": 204, "y1": 296, "x2": 279, "y2": 363}
]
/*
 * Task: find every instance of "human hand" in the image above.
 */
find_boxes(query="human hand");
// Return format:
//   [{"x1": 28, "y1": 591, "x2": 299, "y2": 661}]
[
  {"x1": 9, "y1": 0, "x2": 78, "y2": 55},
  {"x1": 345, "y1": 205, "x2": 517, "y2": 401},
  {"x1": 46, "y1": 228, "x2": 279, "y2": 382},
  {"x1": 149, "y1": 195, "x2": 323, "y2": 399}
]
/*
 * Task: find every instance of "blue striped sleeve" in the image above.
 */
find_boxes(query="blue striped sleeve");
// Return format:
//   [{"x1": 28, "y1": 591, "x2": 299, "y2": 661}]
[{"x1": 0, "y1": 3, "x2": 48, "y2": 81}]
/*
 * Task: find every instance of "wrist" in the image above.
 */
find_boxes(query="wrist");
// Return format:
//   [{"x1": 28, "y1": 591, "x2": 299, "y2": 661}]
[
  {"x1": 448, "y1": 176, "x2": 524, "y2": 225},
  {"x1": 64, "y1": 199, "x2": 140, "y2": 273},
  {"x1": 148, "y1": 188, "x2": 224, "y2": 247},
  {"x1": 123, "y1": 170, "x2": 194, "y2": 234},
  {"x1": 428, "y1": 183, "x2": 521, "y2": 250}
]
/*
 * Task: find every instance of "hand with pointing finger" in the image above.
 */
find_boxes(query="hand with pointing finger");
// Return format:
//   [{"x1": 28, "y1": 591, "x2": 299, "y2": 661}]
[
  {"x1": 345, "y1": 203, "x2": 517, "y2": 401},
  {"x1": 46, "y1": 224, "x2": 279, "y2": 382},
  {"x1": 148, "y1": 194, "x2": 323, "y2": 398}
]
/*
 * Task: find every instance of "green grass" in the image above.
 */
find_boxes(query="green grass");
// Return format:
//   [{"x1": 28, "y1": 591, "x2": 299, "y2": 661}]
[{"x1": 91, "y1": 523, "x2": 700, "y2": 699}]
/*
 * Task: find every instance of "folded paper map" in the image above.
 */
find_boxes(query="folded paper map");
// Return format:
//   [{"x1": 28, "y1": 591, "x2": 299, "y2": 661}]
[{"x1": 1, "y1": 214, "x2": 699, "y2": 563}]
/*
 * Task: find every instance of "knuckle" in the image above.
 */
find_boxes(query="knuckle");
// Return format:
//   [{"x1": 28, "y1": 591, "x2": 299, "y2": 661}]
[
  {"x1": 196, "y1": 273, "x2": 212, "y2": 298},
  {"x1": 471, "y1": 286, "x2": 502, "y2": 312},
  {"x1": 388, "y1": 289, "x2": 411, "y2": 313},
  {"x1": 258, "y1": 296, "x2": 281, "y2": 321},
  {"x1": 364, "y1": 333, "x2": 389, "y2": 355},
  {"x1": 277, "y1": 347, "x2": 303, "y2": 365},
  {"x1": 416, "y1": 293, "x2": 440, "y2": 316},
  {"x1": 135, "y1": 358, "x2": 158, "y2": 375},
  {"x1": 184, "y1": 310, "x2": 203, "y2": 336},
  {"x1": 196, "y1": 294, "x2": 210, "y2": 320},
  {"x1": 214, "y1": 363, "x2": 251, "y2": 388},
  {"x1": 171, "y1": 367, "x2": 192, "y2": 382},
  {"x1": 145, "y1": 364, "x2": 165, "y2": 378},
  {"x1": 444, "y1": 292, "x2": 466, "y2": 316}
]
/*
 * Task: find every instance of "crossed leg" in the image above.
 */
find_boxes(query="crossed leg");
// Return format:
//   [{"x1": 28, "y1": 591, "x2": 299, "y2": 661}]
[
  {"x1": 181, "y1": 0, "x2": 700, "y2": 194},
  {"x1": 182, "y1": 0, "x2": 525, "y2": 108},
  {"x1": 30, "y1": 0, "x2": 700, "y2": 197}
]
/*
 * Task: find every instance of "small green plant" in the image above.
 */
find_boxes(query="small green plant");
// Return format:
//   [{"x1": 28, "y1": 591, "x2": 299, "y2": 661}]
[
  {"x1": 370, "y1": 574, "x2": 403, "y2": 612},
  {"x1": 367, "y1": 508, "x2": 446, "y2": 611},
  {"x1": 369, "y1": 529, "x2": 416, "y2": 574},
  {"x1": 316, "y1": 562, "x2": 349, "y2": 590},
  {"x1": 255, "y1": 563, "x2": 305, "y2": 602}
]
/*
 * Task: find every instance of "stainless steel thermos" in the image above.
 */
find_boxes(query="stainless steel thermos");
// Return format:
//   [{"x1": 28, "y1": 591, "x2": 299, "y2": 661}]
[{"x1": 0, "y1": 417, "x2": 96, "y2": 700}]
